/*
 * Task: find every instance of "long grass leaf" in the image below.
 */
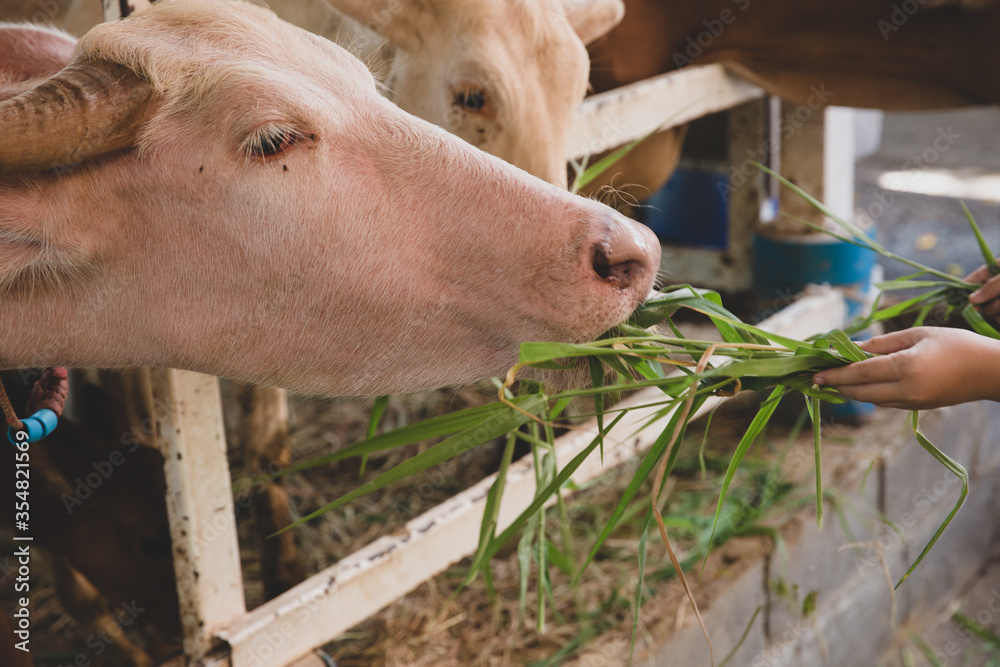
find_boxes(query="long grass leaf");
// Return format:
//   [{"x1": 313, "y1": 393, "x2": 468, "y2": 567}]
[
  {"x1": 961, "y1": 201, "x2": 1000, "y2": 276},
  {"x1": 278, "y1": 396, "x2": 546, "y2": 532},
  {"x1": 629, "y1": 511, "x2": 653, "y2": 666},
  {"x1": 961, "y1": 304, "x2": 1000, "y2": 340},
  {"x1": 895, "y1": 411, "x2": 969, "y2": 588},
  {"x1": 575, "y1": 400, "x2": 689, "y2": 583},
  {"x1": 474, "y1": 432, "x2": 517, "y2": 572},
  {"x1": 805, "y1": 394, "x2": 823, "y2": 529},
  {"x1": 279, "y1": 399, "x2": 540, "y2": 475},
  {"x1": 704, "y1": 385, "x2": 787, "y2": 571},
  {"x1": 468, "y1": 412, "x2": 628, "y2": 580}
]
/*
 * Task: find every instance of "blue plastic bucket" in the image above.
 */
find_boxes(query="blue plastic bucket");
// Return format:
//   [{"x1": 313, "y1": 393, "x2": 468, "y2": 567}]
[
  {"x1": 641, "y1": 166, "x2": 729, "y2": 249},
  {"x1": 753, "y1": 232, "x2": 877, "y2": 319}
]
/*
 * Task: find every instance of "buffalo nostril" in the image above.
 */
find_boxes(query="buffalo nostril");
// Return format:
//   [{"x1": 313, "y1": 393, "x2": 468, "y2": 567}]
[{"x1": 592, "y1": 245, "x2": 643, "y2": 289}]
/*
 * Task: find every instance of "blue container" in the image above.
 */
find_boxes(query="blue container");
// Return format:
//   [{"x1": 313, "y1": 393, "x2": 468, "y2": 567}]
[
  {"x1": 754, "y1": 232, "x2": 879, "y2": 419},
  {"x1": 641, "y1": 166, "x2": 728, "y2": 249},
  {"x1": 753, "y1": 232, "x2": 877, "y2": 320}
]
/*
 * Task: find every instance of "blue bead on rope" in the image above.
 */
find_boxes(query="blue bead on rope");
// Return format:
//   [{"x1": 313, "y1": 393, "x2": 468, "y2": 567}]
[{"x1": 7, "y1": 409, "x2": 58, "y2": 445}]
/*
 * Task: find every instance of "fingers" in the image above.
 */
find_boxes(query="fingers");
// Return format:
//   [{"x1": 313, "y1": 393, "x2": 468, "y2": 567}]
[
  {"x1": 833, "y1": 381, "x2": 911, "y2": 409},
  {"x1": 813, "y1": 354, "x2": 901, "y2": 387},
  {"x1": 969, "y1": 272, "x2": 1000, "y2": 305},
  {"x1": 855, "y1": 329, "x2": 925, "y2": 355},
  {"x1": 965, "y1": 263, "x2": 994, "y2": 284}
]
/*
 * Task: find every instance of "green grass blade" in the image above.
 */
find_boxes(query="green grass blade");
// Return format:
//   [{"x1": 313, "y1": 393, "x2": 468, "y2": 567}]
[
  {"x1": 961, "y1": 201, "x2": 1000, "y2": 276},
  {"x1": 952, "y1": 610, "x2": 1000, "y2": 646},
  {"x1": 698, "y1": 408, "x2": 718, "y2": 481},
  {"x1": 517, "y1": 514, "x2": 537, "y2": 625},
  {"x1": 895, "y1": 411, "x2": 969, "y2": 588},
  {"x1": 474, "y1": 432, "x2": 517, "y2": 572},
  {"x1": 805, "y1": 394, "x2": 823, "y2": 529},
  {"x1": 718, "y1": 606, "x2": 762, "y2": 667},
  {"x1": 468, "y1": 412, "x2": 628, "y2": 580},
  {"x1": 278, "y1": 396, "x2": 546, "y2": 532},
  {"x1": 909, "y1": 633, "x2": 946, "y2": 667},
  {"x1": 278, "y1": 398, "x2": 540, "y2": 476},
  {"x1": 359, "y1": 394, "x2": 391, "y2": 476},
  {"x1": 575, "y1": 399, "x2": 690, "y2": 583},
  {"x1": 825, "y1": 329, "x2": 870, "y2": 363},
  {"x1": 704, "y1": 385, "x2": 787, "y2": 572},
  {"x1": 572, "y1": 125, "x2": 663, "y2": 192},
  {"x1": 629, "y1": 511, "x2": 653, "y2": 666},
  {"x1": 962, "y1": 304, "x2": 1000, "y2": 340}
]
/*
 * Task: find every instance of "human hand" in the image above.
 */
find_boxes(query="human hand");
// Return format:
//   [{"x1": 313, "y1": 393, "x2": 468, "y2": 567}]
[
  {"x1": 812, "y1": 327, "x2": 1000, "y2": 410},
  {"x1": 966, "y1": 261, "x2": 1000, "y2": 320}
]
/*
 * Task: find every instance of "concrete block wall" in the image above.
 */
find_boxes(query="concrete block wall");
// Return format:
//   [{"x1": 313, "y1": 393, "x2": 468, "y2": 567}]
[{"x1": 619, "y1": 401, "x2": 1000, "y2": 667}]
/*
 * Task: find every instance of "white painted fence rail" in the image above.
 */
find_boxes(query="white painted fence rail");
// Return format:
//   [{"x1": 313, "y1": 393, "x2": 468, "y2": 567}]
[{"x1": 567, "y1": 64, "x2": 764, "y2": 162}]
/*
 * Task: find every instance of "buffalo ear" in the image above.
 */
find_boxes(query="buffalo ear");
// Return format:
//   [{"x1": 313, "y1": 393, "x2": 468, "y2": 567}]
[
  {"x1": 564, "y1": 0, "x2": 625, "y2": 45},
  {"x1": 320, "y1": 0, "x2": 422, "y2": 51},
  {"x1": 0, "y1": 25, "x2": 76, "y2": 100},
  {"x1": 0, "y1": 59, "x2": 152, "y2": 174}
]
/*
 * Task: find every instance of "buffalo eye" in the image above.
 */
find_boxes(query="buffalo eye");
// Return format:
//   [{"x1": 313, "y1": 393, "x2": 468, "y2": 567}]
[
  {"x1": 245, "y1": 124, "x2": 302, "y2": 159},
  {"x1": 455, "y1": 89, "x2": 487, "y2": 112}
]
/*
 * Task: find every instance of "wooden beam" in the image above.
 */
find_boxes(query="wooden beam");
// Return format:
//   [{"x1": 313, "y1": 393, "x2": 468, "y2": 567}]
[
  {"x1": 152, "y1": 369, "x2": 246, "y2": 661},
  {"x1": 211, "y1": 289, "x2": 847, "y2": 666},
  {"x1": 567, "y1": 64, "x2": 764, "y2": 161}
]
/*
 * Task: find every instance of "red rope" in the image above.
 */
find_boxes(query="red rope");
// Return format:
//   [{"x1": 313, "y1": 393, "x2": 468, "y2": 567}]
[
  {"x1": 27, "y1": 367, "x2": 68, "y2": 417},
  {"x1": 0, "y1": 378, "x2": 24, "y2": 432},
  {"x1": 1, "y1": 367, "x2": 68, "y2": 434}
]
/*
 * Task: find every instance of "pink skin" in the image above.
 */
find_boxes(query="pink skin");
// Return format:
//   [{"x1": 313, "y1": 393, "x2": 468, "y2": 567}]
[
  {"x1": 813, "y1": 261, "x2": 1000, "y2": 410},
  {"x1": 0, "y1": 0, "x2": 660, "y2": 397}
]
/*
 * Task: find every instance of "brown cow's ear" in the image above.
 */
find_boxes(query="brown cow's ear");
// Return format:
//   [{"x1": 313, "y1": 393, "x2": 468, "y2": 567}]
[
  {"x1": 320, "y1": 0, "x2": 422, "y2": 52},
  {"x1": 565, "y1": 0, "x2": 624, "y2": 45}
]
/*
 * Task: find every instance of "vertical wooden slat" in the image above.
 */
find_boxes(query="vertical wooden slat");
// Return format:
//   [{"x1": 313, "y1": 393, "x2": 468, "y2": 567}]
[
  {"x1": 96, "y1": 1, "x2": 245, "y2": 661},
  {"x1": 102, "y1": 0, "x2": 152, "y2": 22},
  {"x1": 151, "y1": 369, "x2": 246, "y2": 661},
  {"x1": 774, "y1": 103, "x2": 858, "y2": 233}
]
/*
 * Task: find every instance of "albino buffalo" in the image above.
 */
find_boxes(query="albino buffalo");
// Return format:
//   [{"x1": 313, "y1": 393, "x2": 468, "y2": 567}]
[
  {"x1": 0, "y1": 0, "x2": 660, "y2": 397},
  {"x1": 2, "y1": 0, "x2": 626, "y2": 187}
]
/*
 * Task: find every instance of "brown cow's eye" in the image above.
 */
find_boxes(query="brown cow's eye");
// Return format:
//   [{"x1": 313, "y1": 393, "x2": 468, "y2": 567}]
[{"x1": 454, "y1": 89, "x2": 487, "y2": 112}]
